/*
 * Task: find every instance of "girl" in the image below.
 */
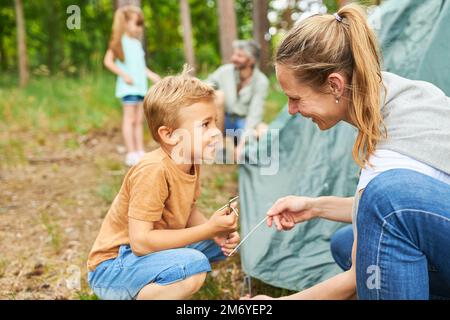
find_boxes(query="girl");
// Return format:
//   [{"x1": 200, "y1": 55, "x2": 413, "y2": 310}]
[{"x1": 104, "y1": 5, "x2": 161, "y2": 166}]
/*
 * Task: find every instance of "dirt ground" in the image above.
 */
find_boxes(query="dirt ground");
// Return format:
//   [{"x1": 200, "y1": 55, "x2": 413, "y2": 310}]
[{"x1": 0, "y1": 127, "x2": 243, "y2": 299}]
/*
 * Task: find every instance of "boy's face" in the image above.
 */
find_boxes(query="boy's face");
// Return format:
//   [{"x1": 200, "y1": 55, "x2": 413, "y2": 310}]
[{"x1": 173, "y1": 100, "x2": 221, "y2": 163}]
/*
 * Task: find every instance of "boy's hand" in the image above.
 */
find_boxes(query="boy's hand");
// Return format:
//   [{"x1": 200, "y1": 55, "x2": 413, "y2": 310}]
[
  {"x1": 214, "y1": 231, "x2": 240, "y2": 256},
  {"x1": 207, "y1": 202, "x2": 239, "y2": 235}
]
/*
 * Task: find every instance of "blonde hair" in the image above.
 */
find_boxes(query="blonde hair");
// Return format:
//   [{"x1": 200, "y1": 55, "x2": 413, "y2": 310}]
[
  {"x1": 276, "y1": 4, "x2": 384, "y2": 168},
  {"x1": 108, "y1": 5, "x2": 144, "y2": 61},
  {"x1": 143, "y1": 66, "x2": 216, "y2": 143}
]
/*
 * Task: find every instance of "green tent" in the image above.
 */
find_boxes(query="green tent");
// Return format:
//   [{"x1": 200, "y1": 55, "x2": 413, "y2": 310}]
[
  {"x1": 371, "y1": 0, "x2": 450, "y2": 95},
  {"x1": 239, "y1": 111, "x2": 358, "y2": 290},
  {"x1": 238, "y1": 0, "x2": 450, "y2": 291}
]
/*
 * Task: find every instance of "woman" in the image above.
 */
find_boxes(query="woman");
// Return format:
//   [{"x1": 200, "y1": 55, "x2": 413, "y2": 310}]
[{"x1": 250, "y1": 4, "x2": 450, "y2": 300}]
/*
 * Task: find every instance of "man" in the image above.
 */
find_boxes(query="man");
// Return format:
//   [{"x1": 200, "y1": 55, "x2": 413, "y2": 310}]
[{"x1": 206, "y1": 40, "x2": 270, "y2": 146}]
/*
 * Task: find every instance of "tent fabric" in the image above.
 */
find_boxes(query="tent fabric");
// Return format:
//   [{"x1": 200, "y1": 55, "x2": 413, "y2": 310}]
[
  {"x1": 370, "y1": 0, "x2": 450, "y2": 95},
  {"x1": 238, "y1": 0, "x2": 450, "y2": 291},
  {"x1": 239, "y1": 110, "x2": 359, "y2": 290}
]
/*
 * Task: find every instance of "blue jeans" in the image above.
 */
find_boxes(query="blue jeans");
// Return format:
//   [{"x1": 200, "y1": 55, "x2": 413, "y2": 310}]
[
  {"x1": 331, "y1": 224, "x2": 450, "y2": 299},
  {"x1": 121, "y1": 95, "x2": 144, "y2": 105},
  {"x1": 225, "y1": 113, "x2": 246, "y2": 145},
  {"x1": 346, "y1": 169, "x2": 450, "y2": 299},
  {"x1": 88, "y1": 239, "x2": 225, "y2": 300}
]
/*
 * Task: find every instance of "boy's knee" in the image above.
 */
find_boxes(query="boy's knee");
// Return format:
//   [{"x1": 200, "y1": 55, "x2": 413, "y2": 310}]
[{"x1": 180, "y1": 272, "x2": 206, "y2": 296}]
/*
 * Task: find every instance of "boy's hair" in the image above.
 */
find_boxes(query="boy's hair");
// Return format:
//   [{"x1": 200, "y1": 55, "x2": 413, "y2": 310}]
[{"x1": 143, "y1": 67, "x2": 216, "y2": 143}]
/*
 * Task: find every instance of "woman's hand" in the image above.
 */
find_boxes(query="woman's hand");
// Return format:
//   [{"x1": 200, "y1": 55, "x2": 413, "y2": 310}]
[{"x1": 266, "y1": 196, "x2": 319, "y2": 231}]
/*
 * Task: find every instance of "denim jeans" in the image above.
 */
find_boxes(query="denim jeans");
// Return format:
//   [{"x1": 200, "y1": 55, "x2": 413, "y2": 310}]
[
  {"x1": 121, "y1": 95, "x2": 144, "y2": 105},
  {"x1": 331, "y1": 224, "x2": 450, "y2": 299},
  {"x1": 225, "y1": 113, "x2": 246, "y2": 145},
  {"x1": 349, "y1": 169, "x2": 450, "y2": 299},
  {"x1": 88, "y1": 239, "x2": 225, "y2": 300}
]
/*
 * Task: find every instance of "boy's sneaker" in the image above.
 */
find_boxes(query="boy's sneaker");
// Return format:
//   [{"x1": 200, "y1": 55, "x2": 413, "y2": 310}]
[{"x1": 125, "y1": 152, "x2": 139, "y2": 167}]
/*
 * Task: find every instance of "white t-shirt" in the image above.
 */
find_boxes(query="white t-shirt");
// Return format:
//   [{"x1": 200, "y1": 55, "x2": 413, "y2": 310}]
[
  {"x1": 352, "y1": 149, "x2": 450, "y2": 233},
  {"x1": 357, "y1": 149, "x2": 450, "y2": 191}
]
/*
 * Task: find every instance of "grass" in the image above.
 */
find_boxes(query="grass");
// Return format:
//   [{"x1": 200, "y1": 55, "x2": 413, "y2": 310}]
[
  {"x1": 0, "y1": 72, "x2": 286, "y2": 135},
  {"x1": 39, "y1": 210, "x2": 62, "y2": 252},
  {"x1": 0, "y1": 73, "x2": 121, "y2": 134},
  {"x1": 0, "y1": 137, "x2": 27, "y2": 167},
  {"x1": 96, "y1": 176, "x2": 123, "y2": 205},
  {"x1": 0, "y1": 260, "x2": 8, "y2": 278}
]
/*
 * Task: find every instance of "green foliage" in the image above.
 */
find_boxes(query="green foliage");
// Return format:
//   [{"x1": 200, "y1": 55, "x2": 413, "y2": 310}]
[
  {"x1": 1, "y1": 0, "x2": 346, "y2": 77},
  {"x1": 235, "y1": 0, "x2": 253, "y2": 39},
  {"x1": 323, "y1": 0, "x2": 339, "y2": 13}
]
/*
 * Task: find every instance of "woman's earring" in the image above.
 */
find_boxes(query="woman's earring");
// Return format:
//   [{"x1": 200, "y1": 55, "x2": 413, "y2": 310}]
[{"x1": 335, "y1": 96, "x2": 340, "y2": 104}]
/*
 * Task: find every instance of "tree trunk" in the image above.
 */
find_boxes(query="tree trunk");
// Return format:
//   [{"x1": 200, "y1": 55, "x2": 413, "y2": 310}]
[
  {"x1": 217, "y1": 0, "x2": 237, "y2": 64},
  {"x1": 252, "y1": 0, "x2": 270, "y2": 74},
  {"x1": 47, "y1": 1, "x2": 57, "y2": 74},
  {"x1": 0, "y1": 29, "x2": 7, "y2": 71},
  {"x1": 14, "y1": 0, "x2": 28, "y2": 87},
  {"x1": 179, "y1": 0, "x2": 196, "y2": 74}
]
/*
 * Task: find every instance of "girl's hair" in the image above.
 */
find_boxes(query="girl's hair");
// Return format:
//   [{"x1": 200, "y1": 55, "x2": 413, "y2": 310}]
[
  {"x1": 108, "y1": 5, "x2": 144, "y2": 61},
  {"x1": 275, "y1": 4, "x2": 384, "y2": 168}
]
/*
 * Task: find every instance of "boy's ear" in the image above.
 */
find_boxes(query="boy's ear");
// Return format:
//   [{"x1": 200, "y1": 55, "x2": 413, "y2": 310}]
[{"x1": 158, "y1": 126, "x2": 180, "y2": 146}]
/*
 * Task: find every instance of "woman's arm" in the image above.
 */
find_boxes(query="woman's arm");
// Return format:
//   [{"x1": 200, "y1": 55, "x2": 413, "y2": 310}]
[
  {"x1": 266, "y1": 195, "x2": 354, "y2": 231},
  {"x1": 280, "y1": 268, "x2": 356, "y2": 300},
  {"x1": 103, "y1": 49, "x2": 133, "y2": 84},
  {"x1": 313, "y1": 196, "x2": 354, "y2": 223}
]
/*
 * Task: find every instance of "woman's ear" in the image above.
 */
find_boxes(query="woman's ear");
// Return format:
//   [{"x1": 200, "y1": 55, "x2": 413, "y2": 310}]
[
  {"x1": 157, "y1": 126, "x2": 179, "y2": 146},
  {"x1": 328, "y1": 73, "x2": 346, "y2": 97}
]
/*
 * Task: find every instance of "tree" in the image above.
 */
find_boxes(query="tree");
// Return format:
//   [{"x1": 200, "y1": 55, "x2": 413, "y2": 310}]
[
  {"x1": 14, "y1": 0, "x2": 28, "y2": 86},
  {"x1": 217, "y1": 0, "x2": 237, "y2": 63},
  {"x1": 252, "y1": 0, "x2": 270, "y2": 74},
  {"x1": 179, "y1": 0, "x2": 196, "y2": 74}
]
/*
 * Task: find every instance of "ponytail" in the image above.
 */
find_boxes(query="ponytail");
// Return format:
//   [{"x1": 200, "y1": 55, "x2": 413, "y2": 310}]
[{"x1": 337, "y1": 4, "x2": 384, "y2": 167}]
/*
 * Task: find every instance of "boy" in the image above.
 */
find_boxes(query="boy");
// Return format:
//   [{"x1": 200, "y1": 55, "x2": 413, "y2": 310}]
[{"x1": 87, "y1": 70, "x2": 240, "y2": 300}]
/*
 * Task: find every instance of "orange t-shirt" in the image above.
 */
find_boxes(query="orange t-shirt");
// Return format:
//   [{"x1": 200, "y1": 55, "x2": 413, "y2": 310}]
[{"x1": 87, "y1": 147, "x2": 201, "y2": 271}]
